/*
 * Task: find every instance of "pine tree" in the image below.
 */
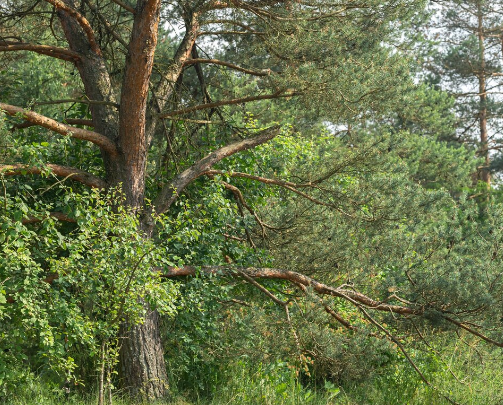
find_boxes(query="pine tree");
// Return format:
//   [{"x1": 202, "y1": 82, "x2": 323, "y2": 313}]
[{"x1": 424, "y1": 0, "x2": 503, "y2": 186}]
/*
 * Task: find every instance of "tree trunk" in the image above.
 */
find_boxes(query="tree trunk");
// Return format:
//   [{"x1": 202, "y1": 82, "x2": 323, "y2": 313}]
[
  {"x1": 119, "y1": 305, "x2": 168, "y2": 400},
  {"x1": 477, "y1": 4, "x2": 491, "y2": 187},
  {"x1": 55, "y1": 1, "x2": 178, "y2": 399}
]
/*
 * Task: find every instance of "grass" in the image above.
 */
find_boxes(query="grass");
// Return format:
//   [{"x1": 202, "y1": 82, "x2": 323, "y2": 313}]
[{"x1": 5, "y1": 342, "x2": 503, "y2": 405}]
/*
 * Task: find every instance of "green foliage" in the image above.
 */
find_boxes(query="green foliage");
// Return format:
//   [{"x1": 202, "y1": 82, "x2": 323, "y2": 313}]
[
  {"x1": 2, "y1": 0, "x2": 503, "y2": 403},
  {"x1": 0, "y1": 188, "x2": 181, "y2": 398}
]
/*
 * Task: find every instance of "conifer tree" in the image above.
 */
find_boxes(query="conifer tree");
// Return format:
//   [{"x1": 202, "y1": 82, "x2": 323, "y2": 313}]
[{"x1": 424, "y1": 0, "x2": 503, "y2": 186}]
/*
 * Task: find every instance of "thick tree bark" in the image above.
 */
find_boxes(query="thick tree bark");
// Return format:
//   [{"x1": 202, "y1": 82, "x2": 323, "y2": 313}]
[
  {"x1": 119, "y1": 305, "x2": 169, "y2": 400},
  {"x1": 112, "y1": 1, "x2": 169, "y2": 399},
  {"x1": 55, "y1": 0, "x2": 169, "y2": 399},
  {"x1": 116, "y1": 0, "x2": 161, "y2": 207}
]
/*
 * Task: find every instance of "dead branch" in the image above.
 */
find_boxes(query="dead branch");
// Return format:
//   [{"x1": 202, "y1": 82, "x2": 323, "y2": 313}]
[
  {"x1": 10, "y1": 118, "x2": 94, "y2": 131},
  {"x1": 183, "y1": 58, "x2": 272, "y2": 77},
  {"x1": 218, "y1": 179, "x2": 268, "y2": 238},
  {"x1": 202, "y1": 169, "x2": 358, "y2": 219},
  {"x1": 158, "y1": 91, "x2": 297, "y2": 118},
  {"x1": 84, "y1": 0, "x2": 129, "y2": 49},
  {"x1": 110, "y1": 0, "x2": 136, "y2": 14},
  {"x1": 296, "y1": 282, "x2": 355, "y2": 330}
]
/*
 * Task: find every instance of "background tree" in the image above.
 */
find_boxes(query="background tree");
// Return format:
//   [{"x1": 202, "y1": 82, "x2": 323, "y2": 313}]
[{"x1": 423, "y1": 0, "x2": 503, "y2": 186}]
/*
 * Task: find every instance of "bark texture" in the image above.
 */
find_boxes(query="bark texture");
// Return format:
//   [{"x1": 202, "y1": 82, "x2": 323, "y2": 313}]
[
  {"x1": 119, "y1": 307, "x2": 169, "y2": 400},
  {"x1": 117, "y1": 0, "x2": 161, "y2": 207}
]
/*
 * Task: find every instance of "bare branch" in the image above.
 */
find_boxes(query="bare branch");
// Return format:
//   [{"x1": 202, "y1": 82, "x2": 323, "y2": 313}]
[
  {"x1": 198, "y1": 30, "x2": 266, "y2": 36},
  {"x1": 110, "y1": 0, "x2": 136, "y2": 14},
  {"x1": 443, "y1": 316, "x2": 503, "y2": 347},
  {"x1": 117, "y1": 0, "x2": 161, "y2": 204},
  {"x1": 84, "y1": 0, "x2": 129, "y2": 49},
  {"x1": 237, "y1": 269, "x2": 288, "y2": 306},
  {"x1": 10, "y1": 118, "x2": 94, "y2": 131},
  {"x1": 64, "y1": 118, "x2": 94, "y2": 126},
  {"x1": 0, "y1": 102, "x2": 117, "y2": 155},
  {"x1": 162, "y1": 266, "x2": 419, "y2": 315},
  {"x1": 217, "y1": 179, "x2": 273, "y2": 238},
  {"x1": 0, "y1": 41, "x2": 81, "y2": 62},
  {"x1": 0, "y1": 163, "x2": 106, "y2": 188},
  {"x1": 34, "y1": 99, "x2": 119, "y2": 108},
  {"x1": 183, "y1": 58, "x2": 272, "y2": 76},
  {"x1": 202, "y1": 169, "x2": 357, "y2": 218},
  {"x1": 158, "y1": 91, "x2": 297, "y2": 118},
  {"x1": 296, "y1": 282, "x2": 355, "y2": 330},
  {"x1": 204, "y1": 169, "x2": 310, "y2": 188},
  {"x1": 153, "y1": 125, "x2": 280, "y2": 214}
]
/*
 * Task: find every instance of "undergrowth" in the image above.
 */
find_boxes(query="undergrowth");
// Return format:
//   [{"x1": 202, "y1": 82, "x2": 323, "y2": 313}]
[{"x1": 6, "y1": 342, "x2": 503, "y2": 405}]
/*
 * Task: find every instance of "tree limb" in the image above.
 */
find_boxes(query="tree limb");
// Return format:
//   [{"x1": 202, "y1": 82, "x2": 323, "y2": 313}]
[
  {"x1": 295, "y1": 281, "x2": 355, "y2": 330},
  {"x1": 0, "y1": 163, "x2": 106, "y2": 188},
  {"x1": 183, "y1": 58, "x2": 272, "y2": 77},
  {"x1": 10, "y1": 118, "x2": 94, "y2": 131},
  {"x1": 84, "y1": 0, "x2": 129, "y2": 49},
  {"x1": 110, "y1": 0, "x2": 136, "y2": 14},
  {"x1": 162, "y1": 265, "x2": 503, "y2": 351},
  {"x1": 43, "y1": 0, "x2": 102, "y2": 55},
  {"x1": 202, "y1": 169, "x2": 357, "y2": 218},
  {"x1": 158, "y1": 91, "x2": 297, "y2": 118},
  {"x1": 0, "y1": 41, "x2": 81, "y2": 62},
  {"x1": 152, "y1": 125, "x2": 280, "y2": 214},
  {"x1": 161, "y1": 266, "x2": 419, "y2": 315},
  {"x1": 34, "y1": 98, "x2": 119, "y2": 108},
  {"x1": 0, "y1": 102, "x2": 117, "y2": 155},
  {"x1": 443, "y1": 316, "x2": 503, "y2": 347}
]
